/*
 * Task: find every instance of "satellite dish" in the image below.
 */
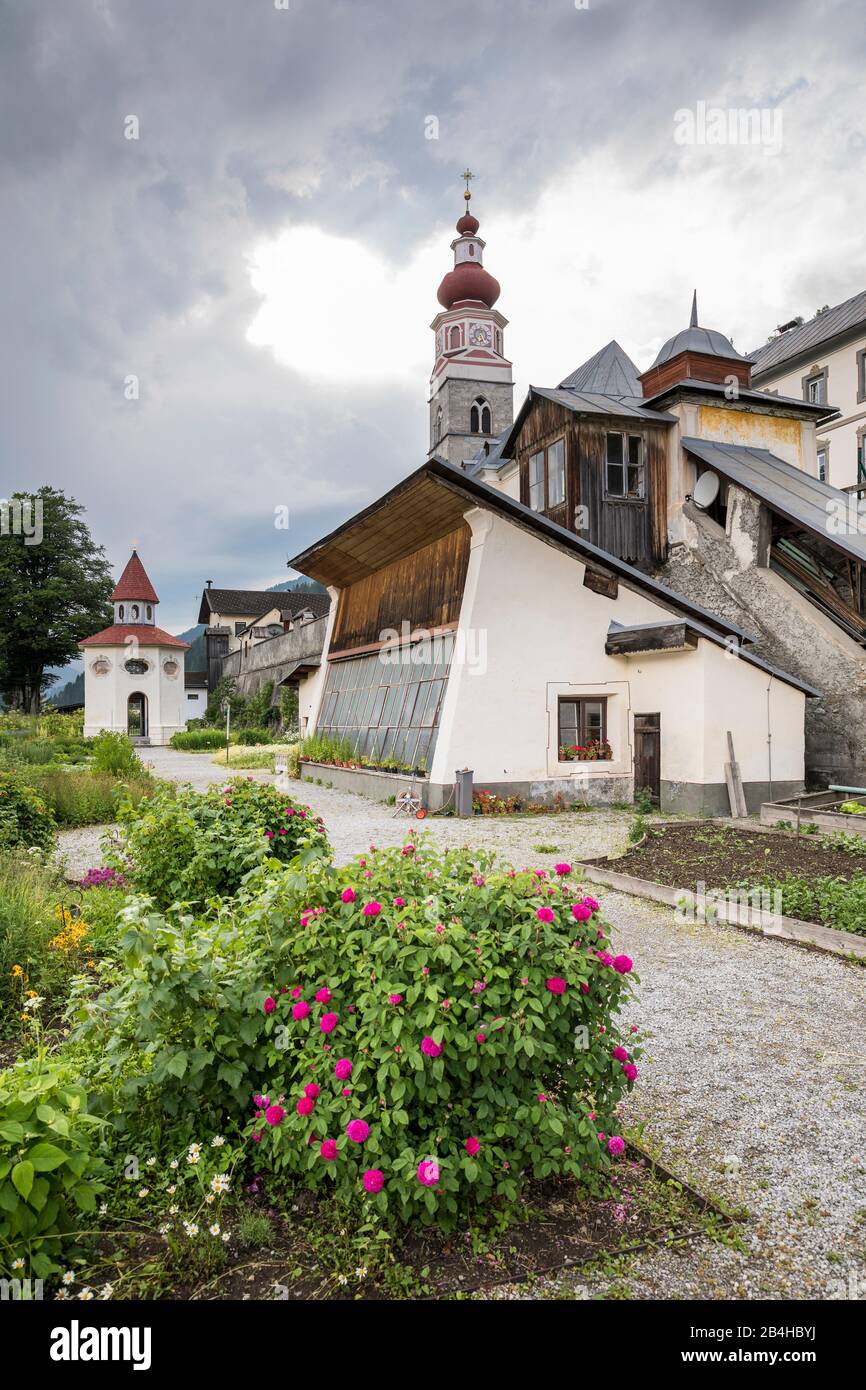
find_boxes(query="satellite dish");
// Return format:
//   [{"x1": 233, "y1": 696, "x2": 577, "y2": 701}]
[{"x1": 693, "y1": 471, "x2": 720, "y2": 509}]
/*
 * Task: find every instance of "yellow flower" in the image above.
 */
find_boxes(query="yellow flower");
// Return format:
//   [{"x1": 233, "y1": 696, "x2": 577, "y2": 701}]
[{"x1": 11, "y1": 964, "x2": 24, "y2": 979}]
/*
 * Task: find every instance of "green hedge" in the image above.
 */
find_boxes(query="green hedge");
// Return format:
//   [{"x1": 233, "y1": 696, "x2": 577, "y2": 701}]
[{"x1": 169, "y1": 728, "x2": 228, "y2": 751}]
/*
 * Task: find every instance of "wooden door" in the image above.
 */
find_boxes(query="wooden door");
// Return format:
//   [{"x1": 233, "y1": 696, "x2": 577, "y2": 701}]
[{"x1": 634, "y1": 713, "x2": 660, "y2": 806}]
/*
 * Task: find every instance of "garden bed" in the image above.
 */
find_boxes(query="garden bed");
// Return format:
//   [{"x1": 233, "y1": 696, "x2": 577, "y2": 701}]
[
  {"x1": 589, "y1": 823, "x2": 866, "y2": 937},
  {"x1": 66, "y1": 1144, "x2": 736, "y2": 1301}
]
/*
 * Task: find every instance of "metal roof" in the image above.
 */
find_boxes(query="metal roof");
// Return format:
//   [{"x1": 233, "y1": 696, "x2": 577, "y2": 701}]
[
  {"x1": 198, "y1": 587, "x2": 330, "y2": 624},
  {"x1": 606, "y1": 620, "x2": 820, "y2": 697},
  {"x1": 642, "y1": 378, "x2": 838, "y2": 421},
  {"x1": 750, "y1": 289, "x2": 866, "y2": 378},
  {"x1": 681, "y1": 437, "x2": 866, "y2": 564},
  {"x1": 650, "y1": 324, "x2": 749, "y2": 368},
  {"x1": 559, "y1": 340, "x2": 642, "y2": 396}
]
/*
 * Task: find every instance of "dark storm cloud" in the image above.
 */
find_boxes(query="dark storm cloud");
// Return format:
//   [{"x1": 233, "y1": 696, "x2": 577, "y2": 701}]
[{"x1": 0, "y1": 0, "x2": 864, "y2": 633}]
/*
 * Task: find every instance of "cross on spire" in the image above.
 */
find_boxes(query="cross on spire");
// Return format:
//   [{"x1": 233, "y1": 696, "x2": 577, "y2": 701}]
[{"x1": 461, "y1": 167, "x2": 475, "y2": 202}]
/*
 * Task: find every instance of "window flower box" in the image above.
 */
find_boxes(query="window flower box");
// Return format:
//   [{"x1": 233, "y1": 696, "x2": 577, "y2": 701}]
[{"x1": 559, "y1": 739, "x2": 613, "y2": 762}]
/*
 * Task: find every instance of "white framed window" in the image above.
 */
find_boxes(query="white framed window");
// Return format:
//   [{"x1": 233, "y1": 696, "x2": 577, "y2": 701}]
[
  {"x1": 548, "y1": 438, "x2": 565, "y2": 505},
  {"x1": 816, "y1": 446, "x2": 827, "y2": 483}
]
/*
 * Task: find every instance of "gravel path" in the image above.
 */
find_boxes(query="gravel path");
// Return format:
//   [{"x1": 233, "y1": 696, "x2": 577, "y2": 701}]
[{"x1": 55, "y1": 750, "x2": 866, "y2": 1300}]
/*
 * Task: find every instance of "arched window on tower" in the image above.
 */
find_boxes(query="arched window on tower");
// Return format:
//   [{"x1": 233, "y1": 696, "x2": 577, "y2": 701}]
[
  {"x1": 131, "y1": 604, "x2": 140, "y2": 620},
  {"x1": 448, "y1": 325, "x2": 461, "y2": 351},
  {"x1": 471, "y1": 397, "x2": 492, "y2": 434}
]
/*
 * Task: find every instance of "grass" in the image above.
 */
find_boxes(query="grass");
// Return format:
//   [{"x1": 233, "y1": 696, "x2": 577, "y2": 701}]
[
  {"x1": 22, "y1": 769, "x2": 156, "y2": 826},
  {"x1": 210, "y1": 742, "x2": 299, "y2": 771}
]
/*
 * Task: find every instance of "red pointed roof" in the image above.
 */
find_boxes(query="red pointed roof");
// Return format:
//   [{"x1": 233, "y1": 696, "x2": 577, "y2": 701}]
[
  {"x1": 80, "y1": 624, "x2": 189, "y2": 650},
  {"x1": 111, "y1": 550, "x2": 160, "y2": 604}
]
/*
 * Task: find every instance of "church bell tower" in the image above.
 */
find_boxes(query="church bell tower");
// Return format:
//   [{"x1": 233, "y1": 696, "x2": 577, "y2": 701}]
[{"x1": 428, "y1": 172, "x2": 513, "y2": 467}]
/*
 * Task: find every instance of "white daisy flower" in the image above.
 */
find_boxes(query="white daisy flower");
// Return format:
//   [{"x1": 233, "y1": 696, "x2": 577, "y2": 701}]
[
  {"x1": 169, "y1": 1160, "x2": 179, "y2": 1170},
  {"x1": 337, "y1": 1274, "x2": 348, "y2": 1285},
  {"x1": 211, "y1": 1136, "x2": 225, "y2": 1147},
  {"x1": 187, "y1": 1143, "x2": 201, "y2": 1156},
  {"x1": 209, "y1": 1223, "x2": 221, "y2": 1236},
  {"x1": 355, "y1": 1266, "x2": 367, "y2": 1279},
  {"x1": 99, "y1": 1203, "x2": 108, "y2": 1216},
  {"x1": 211, "y1": 1173, "x2": 230, "y2": 1194},
  {"x1": 159, "y1": 1223, "x2": 171, "y2": 1235},
  {"x1": 169, "y1": 1204, "x2": 179, "y2": 1215},
  {"x1": 221, "y1": 1232, "x2": 230, "y2": 1243},
  {"x1": 55, "y1": 1288, "x2": 70, "y2": 1300},
  {"x1": 187, "y1": 1151, "x2": 201, "y2": 1165},
  {"x1": 12, "y1": 1258, "x2": 24, "y2": 1270},
  {"x1": 183, "y1": 1221, "x2": 199, "y2": 1238},
  {"x1": 137, "y1": 1188, "x2": 149, "y2": 1198},
  {"x1": 146, "y1": 1157, "x2": 156, "y2": 1167},
  {"x1": 204, "y1": 1194, "x2": 214, "y2": 1205},
  {"x1": 62, "y1": 1271, "x2": 74, "y2": 1286},
  {"x1": 99, "y1": 1284, "x2": 114, "y2": 1300},
  {"x1": 167, "y1": 1184, "x2": 176, "y2": 1194},
  {"x1": 79, "y1": 1288, "x2": 94, "y2": 1301}
]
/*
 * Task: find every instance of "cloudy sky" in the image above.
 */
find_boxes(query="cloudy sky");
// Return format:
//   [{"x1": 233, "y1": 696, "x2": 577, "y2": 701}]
[{"x1": 2, "y1": 0, "x2": 865, "y2": 634}]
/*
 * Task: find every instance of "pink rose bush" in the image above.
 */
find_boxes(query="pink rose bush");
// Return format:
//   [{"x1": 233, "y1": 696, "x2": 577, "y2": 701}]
[{"x1": 248, "y1": 838, "x2": 639, "y2": 1230}]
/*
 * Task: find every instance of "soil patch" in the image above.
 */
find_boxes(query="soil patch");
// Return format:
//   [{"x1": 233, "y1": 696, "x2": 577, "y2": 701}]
[{"x1": 597, "y1": 823, "x2": 866, "y2": 893}]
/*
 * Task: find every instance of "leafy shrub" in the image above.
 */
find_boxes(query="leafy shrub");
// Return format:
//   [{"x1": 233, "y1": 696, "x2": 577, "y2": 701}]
[
  {"x1": 0, "y1": 855, "x2": 70, "y2": 1021},
  {"x1": 0, "y1": 1056, "x2": 106, "y2": 1278},
  {"x1": 743, "y1": 871, "x2": 866, "y2": 936},
  {"x1": 236, "y1": 728, "x2": 273, "y2": 746},
  {"x1": 0, "y1": 771, "x2": 55, "y2": 851},
  {"x1": 72, "y1": 900, "x2": 273, "y2": 1122},
  {"x1": 71, "y1": 840, "x2": 639, "y2": 1228},
  {"x1": 113, "y1": 778, "x2": 328, "y2": 908},
  {"x1": 251, "y1": 842, "x2": 639, "y2": 1229},
  {"x1": 170, "y1": 728, "x2": 228, "y2": 751},
  {"x1": 91, "y1": 731, "x2": 142, "y2": 777}
]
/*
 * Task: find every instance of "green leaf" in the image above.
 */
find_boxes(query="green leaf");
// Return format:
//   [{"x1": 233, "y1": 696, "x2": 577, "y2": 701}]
[
  {"x1": 164, "y1": 1052, "x2": 189, "y2": 1078},
  {"x1": 11, "y1": 1161, "x2": 34, "y2": 1199},
  {"x1": 28, "y1": 1143, "x2": 69, "y2": 1172},
  {"x1": 0, "y1": 1122, "x2": 24, "y2": 1143}
]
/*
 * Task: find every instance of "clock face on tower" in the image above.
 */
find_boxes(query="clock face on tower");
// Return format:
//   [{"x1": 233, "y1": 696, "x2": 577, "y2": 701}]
[{"x1": 468, "y1": 321, "x2": 492, "y2": 347}]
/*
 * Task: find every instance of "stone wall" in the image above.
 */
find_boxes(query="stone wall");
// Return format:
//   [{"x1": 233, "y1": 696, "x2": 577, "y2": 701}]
[
  {"x1": 219, "y1": 616, "x2": 328, "y2": 706},
  {"x1": 657, "y1": 490, "x2": 866, "y2": 788},
  {"x1": 429, "y1": 377, "x2": 513, "y2": 466}
]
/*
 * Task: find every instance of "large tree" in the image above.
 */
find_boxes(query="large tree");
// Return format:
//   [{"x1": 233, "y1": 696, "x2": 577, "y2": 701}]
[{"x1": 0, "y1": 487, "x2": 114, "y2": 712}]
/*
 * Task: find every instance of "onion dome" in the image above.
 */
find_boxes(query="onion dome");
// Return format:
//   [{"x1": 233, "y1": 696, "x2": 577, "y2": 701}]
[
  {"x1": 437, "y1": 261, "x2": 500, "y2": 309},
  {"x1": 456, "y1": 210, "x2": 479, "y2": 235},
  {"x1": 649, "y1": 291, "x2": 749, "y2": 367}
]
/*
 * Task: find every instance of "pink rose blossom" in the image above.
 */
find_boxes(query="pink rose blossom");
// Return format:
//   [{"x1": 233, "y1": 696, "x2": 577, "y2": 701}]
[
  {"x1": 304, "y1": 1083, "x2": 320, "y2": 1098},
  {"x1": 417, "y1": 1159, "x2": 439, "y2": 1186},
  {"x1": 346, "y1": 1119, "x2": 370, "y2": 1144},
  {"x1": 546, "y1": 976, "x2": 567, "y2": 995},
  {"x1": 464, "y1": 1136, "x2": 480, "y2": 1156},
  {"x1": 623, "y1": 1063, "x2": 638, "y2": 1082},
  {"x1": 572, "y1": 902, "x2": 592, "y2": 922},
  {"x1": 320, "y1": 1012, "x2": 339, "y2": 1034},
  {"x1": 292, "y1": 1000, "x2": 311, "y2": 1021},
  {"x1": 631, "y1": 1024, "x2": 639, "y2": 1033},
  {"x1": 291, "y1": 986, "x2": 302, "y2": 998},
  {"x1": 388, "y1": 994, "x2": 403, "y2": 1005},
  {"x1": 421, "y1": 1036, "x2": 442, "y2": 1058},
  {"x1": 362, "y1": 1168, "x2": 385, "y2": 1194},
  {"x1": 263, "y1": 996, "x2": 276, "y2": 1014},
  {"x1": 296, "y1": 1096, "x2": 314, "y2": 1117},
  {"x1": 315, "y1": 987, "x2": 332, "y2": 1003},
  {"x1": 613, "y1": 955, "x2": 633, "y2": 974},
  {"x1": 612, "y1": 1046, "x2": 629, "y2": 1063},
  {"x1": 341, "y1": 888, "x2": 356, "y2": 903},
  {"x1": 608, "y1": 1135, "x2": 625, "y2": 1156},
  {"x1": 334, "y1": 1058, "x2": 353, "y2": 1080},
  {"x1": 362, "y1": 901, "x2": 382, "y2": 917},
  {"x1": 264, "y1": 830, "x2": 274, "y2": 840},
  {"x1": 538, "y1": 1093, "x2": 548, "y2": 1103},
  {"x1": 536, "y1": 906, "x2": 555, "y2": 923},
  {"x1": 341, "y1": 1087, "x2": 351, "y2": 1096},
  {"x1": 393, "y1": 896, "x2": 405, "y2": 907},
  {"x1": 320, "y1": 1139, "x2": 337, "y2": 1161},
  {"x1": 584, "y1": 896, "x2": 599, "y2": 912},
  {"x1": 265, "y1": 1104, "x2": 285, "y2": 1127},
  {"x1": 554, "y1": 862, "x2": 572, "y2": 877},
  {"x1": 475, "y1": 1032, "x2": 486, "y2": 1043},
  {"x1": 580, "y1": 982, "x2": 590, "y2": 994}
]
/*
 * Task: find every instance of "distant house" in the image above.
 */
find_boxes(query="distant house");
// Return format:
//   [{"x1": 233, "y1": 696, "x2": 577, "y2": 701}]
[
  {"x1": 750, "y1": 290, "x2": 866, "y2": 490},
  {"x1": 196, "y1": 585, "x2": 330, "y2": 694}
]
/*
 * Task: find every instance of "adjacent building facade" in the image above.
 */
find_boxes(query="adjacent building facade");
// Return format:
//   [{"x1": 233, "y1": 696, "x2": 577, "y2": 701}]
[{"x1": 750, "y1": 290, "x2": 866, "y2": 491}]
